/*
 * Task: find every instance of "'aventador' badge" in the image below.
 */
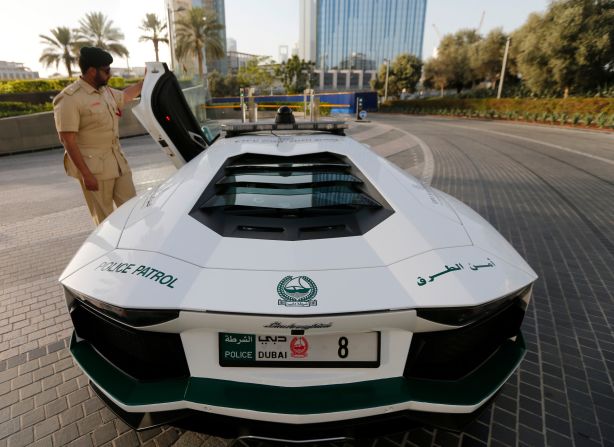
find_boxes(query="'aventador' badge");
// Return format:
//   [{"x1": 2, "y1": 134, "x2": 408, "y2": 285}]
[{"x1": 277, "y1": 276, "x2": 318, "y2": 307}]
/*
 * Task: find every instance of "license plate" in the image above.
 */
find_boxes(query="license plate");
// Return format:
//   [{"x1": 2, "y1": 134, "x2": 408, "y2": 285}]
[{"x1": 219, "y1": 332, "x2": 380, "y2": 367}]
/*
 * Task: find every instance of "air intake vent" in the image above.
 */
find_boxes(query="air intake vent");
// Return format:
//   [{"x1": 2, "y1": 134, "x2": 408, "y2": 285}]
[
  {"x1": 70, "y1": 300, "x2": 189, "y2": 381},
  {"x1": 189, "y1": 152, "x2": 394, "y2": 240},
  {"x1": 404, "y1": 295, "x2": 526, "y2": 381}
]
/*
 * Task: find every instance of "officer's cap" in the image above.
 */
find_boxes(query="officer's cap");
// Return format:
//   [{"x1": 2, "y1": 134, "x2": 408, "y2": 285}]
[{"x1": 79, "y1": 47, "x2": 113, "y2": 72}]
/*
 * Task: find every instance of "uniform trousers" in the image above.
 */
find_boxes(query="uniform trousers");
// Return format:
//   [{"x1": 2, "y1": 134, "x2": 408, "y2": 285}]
[{"x1": 78, "y1": 170, "x2": 136, "y2": 225}]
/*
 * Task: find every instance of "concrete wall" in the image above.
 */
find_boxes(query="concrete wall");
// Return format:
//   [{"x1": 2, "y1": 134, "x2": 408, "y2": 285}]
[{"x1": 0, "y1": 102, "x2": 146, "y2": 155}]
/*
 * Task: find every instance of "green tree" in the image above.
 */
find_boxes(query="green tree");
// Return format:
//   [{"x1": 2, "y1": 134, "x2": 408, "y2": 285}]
[
  {"x1": 237, "y1": 57, "x2": 275, "y2": 93},
  {"x1": 470, "y1": 28, "x2": 509, "y2": 88},
  {"x1": 139, "y1": 13, "x2": 168, "y2": 62},
  {"x1": 434, "y1": 29, "x2": 482, "y2": 93},
  {"x1": 511, "y1": 13, "x2": 554, "y2": 94},
  {"x1": 74, "y1": 12, "x2": 129, "y2": 58},
  {"x1": 207, "y1": 70, "x2": 223, "y2": 96},
  {"x1": 39, "y1": 26, "x2": 77, "y2": 77},
  {"x1": 514, "y1": 0, "x2": 614, "y2": 96},
  {"x1": 174, "y1": 7, "x2": 224, "y2": 80},
  {"x1": 275, "y1": 55, "x2": 314, "y2": 94},
  {"x1": 422, "y1": 57, "x2": 449, "y2": 96},
  {"x1": 371, "y1": 53, "x2": 423, "y2": 97},
  {"x1": 208, "y1": 70, "x2": 240, "y2": 97}
]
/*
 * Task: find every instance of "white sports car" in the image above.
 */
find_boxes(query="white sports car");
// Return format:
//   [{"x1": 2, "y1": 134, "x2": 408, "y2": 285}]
[{"x1": 59, "y1": 62, "x2": 537, "y2": 441}]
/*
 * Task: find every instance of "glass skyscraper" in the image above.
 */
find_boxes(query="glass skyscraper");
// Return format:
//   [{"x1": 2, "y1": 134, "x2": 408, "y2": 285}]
[
  {"x1": 316, "y1": 0, "x2": 427, "y2": 71},
  {"x1": 201, "y1": 0, "x2": 228, "y2": 74}
]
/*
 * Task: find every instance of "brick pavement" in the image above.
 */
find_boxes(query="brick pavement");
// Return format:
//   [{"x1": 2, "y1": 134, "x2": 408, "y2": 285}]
[
  {"x1": 1, "y1": 117, "x2": 613, "y2": 446},
  {"x1": 363, "y1": 116, "x2": 614, "y2": 447},
  {"x1": 0, "y1": 138, "x2": 190, "y2": 447}
]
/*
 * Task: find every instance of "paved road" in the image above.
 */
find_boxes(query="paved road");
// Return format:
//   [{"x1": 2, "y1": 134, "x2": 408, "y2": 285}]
[{"x1": 0, "y1": 115, "x2": 612, "y2": 447}]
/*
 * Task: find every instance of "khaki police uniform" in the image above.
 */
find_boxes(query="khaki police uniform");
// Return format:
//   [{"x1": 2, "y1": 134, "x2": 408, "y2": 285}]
[{"x1": 53, "y1": 78, "x2": 136, "y2": 225}]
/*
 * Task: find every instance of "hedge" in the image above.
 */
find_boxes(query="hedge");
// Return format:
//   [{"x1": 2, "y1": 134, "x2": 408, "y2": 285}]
[
  {"x1": 382, "y1": 98, "x2": 614, "y2": 115},
  {"x1": 0, "y1": 77, "x2": 138, "y2": 94},
  {"x1": 380, "y1": 98, "x2": 614, "y2": 128},
  {"x1": 0, "y1": 101, "x2": 53, "y2": 118}
]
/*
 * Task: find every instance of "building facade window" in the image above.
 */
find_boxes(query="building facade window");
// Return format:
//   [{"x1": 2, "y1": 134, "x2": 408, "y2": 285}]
[{"x1": 316, "y1": 0, "x2": 426, "y2": 71}]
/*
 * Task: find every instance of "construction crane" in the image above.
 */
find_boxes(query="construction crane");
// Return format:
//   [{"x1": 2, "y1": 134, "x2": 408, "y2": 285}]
[
  {"x1": 432, "y1": 24, "x2": 442, "y2": 58},
  {"x1": 477, "y1": 11, "x2": 486, "y2": 33}
]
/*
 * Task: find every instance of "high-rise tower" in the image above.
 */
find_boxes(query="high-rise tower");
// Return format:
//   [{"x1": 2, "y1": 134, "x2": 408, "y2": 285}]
[
  {"x1": 316, "y1": 0, "x2": 427, "y2": 71},
  {"x1": 298, "y1": 0, "x2": 317, "y2": 62}
]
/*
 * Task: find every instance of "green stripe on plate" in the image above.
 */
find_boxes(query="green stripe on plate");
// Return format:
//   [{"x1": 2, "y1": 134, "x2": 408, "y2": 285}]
[{"x1": 70, "y1": 333, "x2": 525, "y2": 413}]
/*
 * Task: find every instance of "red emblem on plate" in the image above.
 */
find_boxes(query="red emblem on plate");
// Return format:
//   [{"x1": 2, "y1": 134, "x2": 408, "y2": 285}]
[{"x1": 290, "y1": 336, "x2": 309, "y2": 358}]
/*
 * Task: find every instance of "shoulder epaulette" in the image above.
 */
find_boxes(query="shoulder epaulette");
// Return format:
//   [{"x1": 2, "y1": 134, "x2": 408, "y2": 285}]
[{"x1": 63, "y1": 81, "x2": 82, "y2": 96}]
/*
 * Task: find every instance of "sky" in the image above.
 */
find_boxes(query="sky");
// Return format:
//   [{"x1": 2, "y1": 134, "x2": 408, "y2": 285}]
[{"x1": 0, "y1": 0, "x2": 549, "y2": 78}]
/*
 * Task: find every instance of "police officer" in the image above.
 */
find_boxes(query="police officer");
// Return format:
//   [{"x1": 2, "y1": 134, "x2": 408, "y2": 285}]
[{"x1": 53, "y1": 47, "x2": 144, "y2": 225}]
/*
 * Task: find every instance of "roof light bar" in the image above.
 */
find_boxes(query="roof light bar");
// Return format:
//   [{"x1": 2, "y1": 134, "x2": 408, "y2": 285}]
[{"x1": 222, "y1": 122, "x2": 348, "y2": 137}]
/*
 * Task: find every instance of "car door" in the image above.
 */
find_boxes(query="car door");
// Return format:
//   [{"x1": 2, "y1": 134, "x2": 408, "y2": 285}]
[{"x1": 132, "y1": 61, "x2": 215, "y2": 168}]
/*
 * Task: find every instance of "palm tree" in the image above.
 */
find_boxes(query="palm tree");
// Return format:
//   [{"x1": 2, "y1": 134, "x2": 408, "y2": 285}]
[
  {"x1": 139, "y1": 13, "x2": 168, "y2": 62},
  {"x1": 74, "y1": 12, "x2": 129, "y2": 58},
  {"x1": 174, "y1": 7, "x2": 224, "y2": 79},
  {"x1": 39, "y1": 27, "x2": 77, "y2": 77}
]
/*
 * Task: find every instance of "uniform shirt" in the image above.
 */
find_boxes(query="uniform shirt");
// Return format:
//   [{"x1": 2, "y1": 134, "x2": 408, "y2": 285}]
[{"x1": 53, "y1": 78, "x2": 130, "y2": 180}]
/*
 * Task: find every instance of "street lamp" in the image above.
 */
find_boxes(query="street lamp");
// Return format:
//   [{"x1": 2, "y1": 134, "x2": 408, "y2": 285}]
[
  {"x1": 166, "y1": 5, "x2": 185, "y2": 72},
  {"x1": 497, "y1": 37, "x2": 511, "y2": 99},
  {"x1": 383, "y1": 58, "x2": 390, "y2": 103}
]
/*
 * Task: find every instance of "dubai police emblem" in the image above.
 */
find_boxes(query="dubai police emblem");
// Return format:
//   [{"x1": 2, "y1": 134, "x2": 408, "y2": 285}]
[
  {"x1": 277, "y1": 276, "x2": 318, "y2": 307},
  {"x1": 290, "y1": 336, "x2": 309, "y2": 358}
]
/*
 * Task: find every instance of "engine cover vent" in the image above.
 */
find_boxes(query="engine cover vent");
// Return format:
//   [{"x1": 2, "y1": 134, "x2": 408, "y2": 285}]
[{"x1": 189, "y1": 152, "x2": 394, "y2": 240}]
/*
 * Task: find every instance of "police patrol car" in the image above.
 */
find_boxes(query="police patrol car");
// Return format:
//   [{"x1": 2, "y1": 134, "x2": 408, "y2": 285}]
[{"x1": 59, "y1": 62, "x2": 537, "y2": 442}]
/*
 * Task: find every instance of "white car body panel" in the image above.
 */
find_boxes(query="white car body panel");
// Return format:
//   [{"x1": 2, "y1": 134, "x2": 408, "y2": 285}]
[
  {"x1": 61, "y1": 244, "x2": 534, "y2": 314},
  {"x1": 114, "y1": 136, "x2": 473, "y2": 270},
  {"x1": 60, "y1": 62, "x2": 538, "y2": 434}
]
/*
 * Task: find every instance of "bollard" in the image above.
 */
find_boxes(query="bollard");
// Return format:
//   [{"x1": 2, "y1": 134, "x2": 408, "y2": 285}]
[
  {"x1": 240, "y1": 88, "x2": 246, "y2": 123},
  {"x1": 248, "y1": 88, "x2": 256, "y2": 123}
]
